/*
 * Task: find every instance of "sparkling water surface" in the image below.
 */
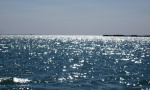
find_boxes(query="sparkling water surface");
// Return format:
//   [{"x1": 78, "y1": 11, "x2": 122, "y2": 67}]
[{"x1": 0, "y1": 35, "x2": 150, "y2": 90}]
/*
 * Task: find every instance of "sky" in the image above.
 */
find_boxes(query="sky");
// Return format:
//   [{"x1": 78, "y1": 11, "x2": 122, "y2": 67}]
[{"x1": 0, "y1": 0, "x2": 150, "y2": 35}]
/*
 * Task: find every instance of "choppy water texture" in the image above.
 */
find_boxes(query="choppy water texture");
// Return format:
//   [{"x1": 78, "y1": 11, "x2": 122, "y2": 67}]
[{"x1": 0, "y1": 35, "x2": 150, "y2": 90}]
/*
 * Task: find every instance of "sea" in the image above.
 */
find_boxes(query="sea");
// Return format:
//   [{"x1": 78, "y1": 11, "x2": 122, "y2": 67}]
[{"x1": 0, "y1": 35, "x2": 150, "y2": 90}]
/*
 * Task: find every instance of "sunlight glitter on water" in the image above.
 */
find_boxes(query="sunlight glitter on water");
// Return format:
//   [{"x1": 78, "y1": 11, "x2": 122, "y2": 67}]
[{"x1": 0, "y1": 35, "x2": 150, "y2": 89}]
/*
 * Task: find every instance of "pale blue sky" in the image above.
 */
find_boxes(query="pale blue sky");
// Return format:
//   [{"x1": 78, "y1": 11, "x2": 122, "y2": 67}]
[{"x1": 0, "y1": 0, "x2": 150, "y2": 35}]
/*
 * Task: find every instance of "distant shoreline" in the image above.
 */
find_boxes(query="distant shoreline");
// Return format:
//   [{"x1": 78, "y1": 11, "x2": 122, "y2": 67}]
[{"x1": 103, "y1": 35, "x2": 150, "y2": 37}]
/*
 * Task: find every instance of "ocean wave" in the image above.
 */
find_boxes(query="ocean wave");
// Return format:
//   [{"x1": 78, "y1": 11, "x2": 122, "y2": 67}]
[{"x1": 0, "y1": 77, "x2": 31, "y2": 85}]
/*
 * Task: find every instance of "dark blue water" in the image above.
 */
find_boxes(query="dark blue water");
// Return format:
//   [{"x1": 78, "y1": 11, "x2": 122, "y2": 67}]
[{"x1": 0, "y1": 35, "x2": 150, "y2": 90}]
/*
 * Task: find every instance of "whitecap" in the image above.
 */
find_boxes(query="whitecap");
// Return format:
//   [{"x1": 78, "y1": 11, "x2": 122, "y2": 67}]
[{"x1": 13, "y1": 77, "x2": 31, "y2": 83}]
